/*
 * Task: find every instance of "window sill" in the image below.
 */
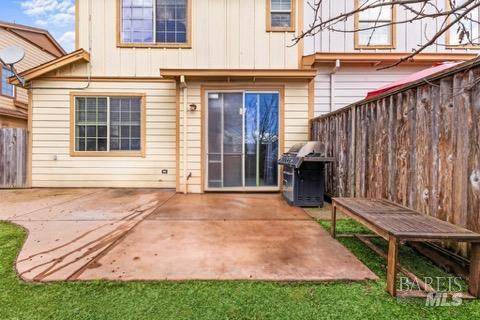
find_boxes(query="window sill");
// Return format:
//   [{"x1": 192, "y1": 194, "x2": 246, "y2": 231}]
[
  {"x1": 266, "y1": 27, "x2": 295, "y2": 33},
  {"x1": 69, "y1": 151, "x2": 146, "y2": 158},
  {"x1": 117, "y1": 42, "x2": 192, "y2": 49},
  {"x1": 355, "y1": 45, "x2": 396, "y2": 50},
  {"x1": 446, "y1": 44, "x2": 480, "y2": 49},
  {"x1": 0, "y1": 94, "x2": 15, "y2": 100}
]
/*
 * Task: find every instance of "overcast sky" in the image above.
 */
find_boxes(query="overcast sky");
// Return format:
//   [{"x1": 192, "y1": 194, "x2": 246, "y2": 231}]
[{"x1": 0, "y1": 0, "x2": 75, "y2": 52}]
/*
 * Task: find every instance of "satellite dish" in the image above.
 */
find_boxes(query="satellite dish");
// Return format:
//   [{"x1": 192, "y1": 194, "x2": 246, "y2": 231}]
[{"x1": 0, "y1": 46, "x2": 25, "y2": 65}]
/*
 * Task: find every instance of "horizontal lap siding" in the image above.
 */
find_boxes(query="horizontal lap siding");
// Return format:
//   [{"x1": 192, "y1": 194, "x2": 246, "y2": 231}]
[
  {"x1": 0, "y1": 28, "x2": 55, "y2": 117},
  {"x1": 284, "y1": 82, "x2": 309, "y2": 151},
  {"x1": 31, "y1": 80, "x2": 177, "y2": 188},
  {"x1": 313, "y1": 65, "x2": 429, "y2": 117},
  {"x1": 178, "y1": 81, "x2": 309, "y2": 193},
  {"x1": 0, "y1": 29, "x2": 55, "y2": 72}
]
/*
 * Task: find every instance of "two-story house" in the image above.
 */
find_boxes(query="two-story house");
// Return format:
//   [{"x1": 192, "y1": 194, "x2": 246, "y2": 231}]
[
  {"x1": 13, "y1": 0, "x2": 478, "y2": 193},
  {"x1": 0, "y1": 21, "x2": 65, "y2": 128},
  {"x1": 302, "y1": 0, "x2": 478, "y2": 116},
  {"x1": 14, "y1": 0, "x2": 315, "y2": 193}
]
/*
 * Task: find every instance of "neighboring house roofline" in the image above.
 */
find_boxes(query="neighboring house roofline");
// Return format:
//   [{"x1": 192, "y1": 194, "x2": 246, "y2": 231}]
[
  {"x1": 0, "y1": 20, "x2": 66, "y2": 58},
  {"x1": 302, "y1": 52, "x2": 478, "y2": 68},
  {"x1": 9, "y1": 49, "x2": 90, "y2": 85},
  {"x1": 0, "y1": 106, "x2": 28, "y2": 120}
]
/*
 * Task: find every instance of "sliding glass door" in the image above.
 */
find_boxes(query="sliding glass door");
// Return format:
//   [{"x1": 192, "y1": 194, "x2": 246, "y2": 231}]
[{"x1": 206, "y1": 91, "x2": 280, "y2": 190}]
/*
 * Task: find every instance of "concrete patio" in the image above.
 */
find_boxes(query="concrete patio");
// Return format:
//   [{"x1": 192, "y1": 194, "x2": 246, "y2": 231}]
[{"x1": 0, "y1": 189, "x2": 377, "y2": 282}]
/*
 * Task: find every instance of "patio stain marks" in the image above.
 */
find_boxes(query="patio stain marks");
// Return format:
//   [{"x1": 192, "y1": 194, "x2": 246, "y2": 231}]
[
  {"x1": 148, "y1": 193, "x2": 312, "y2": 221},
  {"x1": 8, "y1": 189, "x2": 175, "y2": 281},
  {"x1": 0, "y1": 189, "x2": 96, "y2": 220},
  {"x1": 79, "y1": 193, "x2": 378, "y2": 282},
  {"x1": 1, "y1": 190, "x2": 378, "y2": 282}
]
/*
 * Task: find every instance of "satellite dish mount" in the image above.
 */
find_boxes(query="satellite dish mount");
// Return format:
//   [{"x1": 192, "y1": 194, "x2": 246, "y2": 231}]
[{"x1": 0, "y1": 46, "x2": 26, "y2": 87}]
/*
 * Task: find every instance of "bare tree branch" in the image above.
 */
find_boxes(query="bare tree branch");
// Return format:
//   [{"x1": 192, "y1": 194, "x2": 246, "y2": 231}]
[{"x1": 294, "y1": 0, "x2": 480, "y2": 68}]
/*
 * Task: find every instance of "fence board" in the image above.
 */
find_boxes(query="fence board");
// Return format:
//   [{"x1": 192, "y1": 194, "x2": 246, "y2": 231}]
[
  {"x1": 0, "y1": 128, "x2": 28, "y2": 189},
  {"x1": 310, "y1": 61, "x2": 480, "y2": 257}
]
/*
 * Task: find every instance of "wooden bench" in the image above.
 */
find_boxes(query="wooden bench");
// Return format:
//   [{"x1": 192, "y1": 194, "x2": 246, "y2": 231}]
[{"x1": 331, "y1": 198, "x2": 480, "y2": 298}]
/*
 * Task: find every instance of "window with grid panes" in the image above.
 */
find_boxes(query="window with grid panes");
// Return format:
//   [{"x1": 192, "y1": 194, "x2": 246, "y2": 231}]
[
  {"x1": 270, "y1": 0, "x2": 293, "y2": 29},
  {"x1": 357, "y1": 0, "x2": 394, "y2": 47},
  {"x1": 121, "y1": 0, "x2": 188, "y2": 44},
  {"x1": 448, "y1": 0, "x2": 480, "y2": 46},
  {"x1": 74, "y1": 96, "x2": 142, "y2": 152}
]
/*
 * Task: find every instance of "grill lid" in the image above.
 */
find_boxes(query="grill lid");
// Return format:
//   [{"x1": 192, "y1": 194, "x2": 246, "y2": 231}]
[
  {"x1": 279, "y1": 141, "x2": 335, "y2": 168},
  {"x1": 297, "y1": 141, "x2": 325, "y2": 157}
]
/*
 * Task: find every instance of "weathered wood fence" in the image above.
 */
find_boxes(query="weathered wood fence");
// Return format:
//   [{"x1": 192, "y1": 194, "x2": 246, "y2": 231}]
[
  {"x1": 311, "y1": 59, "x2": 480, "y2": 254},
  {"x1": 0, "y1": 128, "x2": 27, "y2": 189}
]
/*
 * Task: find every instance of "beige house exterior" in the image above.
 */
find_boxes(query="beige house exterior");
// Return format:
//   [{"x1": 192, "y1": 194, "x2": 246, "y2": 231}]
[
  {"x1": 15, "y1": 0, "x2": 479, "y2": 193},
  {"x1": 17, "y1": 0, "x2": 314, "y2": 193},
  {"x1": 0, "y1": 21, "x2": 65, "y2": 128}
]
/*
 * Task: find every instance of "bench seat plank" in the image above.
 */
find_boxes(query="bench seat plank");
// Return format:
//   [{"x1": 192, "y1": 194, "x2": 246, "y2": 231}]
[
  {"x1": 334, "y1": 198, "x2": 480, "y2": 242},
  {"x1": 331, "y1": 197, "x2": 480, "y2": 298}
]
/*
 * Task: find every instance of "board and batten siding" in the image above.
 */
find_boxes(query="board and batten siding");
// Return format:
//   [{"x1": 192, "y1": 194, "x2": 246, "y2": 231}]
[
  {"x1": 303, "y1": 0, "x2": 480, "y2": 55},
  {"x1": 30, "y1": 80, "x2": 177, "y2": 188},
  {"x1": 177, "y1": 80, "x2": 310, "y2": 193},
  {"x1": 313, "y1": 64, "x2": 433, "y2": 117},
  {"x1": 75, "y1": 0, "x2": 299, "y2": 77}
]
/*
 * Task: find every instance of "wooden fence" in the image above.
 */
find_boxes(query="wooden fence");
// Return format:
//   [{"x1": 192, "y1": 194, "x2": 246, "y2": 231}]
[
  {"x1": 0, "y1": 128, "x2": 27, "y2": 189},
  {"x1": 311, "y1": 59, "x2": 480, "y2": 255}
]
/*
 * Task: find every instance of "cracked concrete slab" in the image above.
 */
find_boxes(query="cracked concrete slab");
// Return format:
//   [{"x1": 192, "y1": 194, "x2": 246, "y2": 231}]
[{"x1": 0, "y1": 189, "x2": 378, "y2": 282}]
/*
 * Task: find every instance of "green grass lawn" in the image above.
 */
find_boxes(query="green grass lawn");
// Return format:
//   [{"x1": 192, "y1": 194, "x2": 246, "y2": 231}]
[{"x1": 1, "y1": 220, "x2": 480, "y2": 320}]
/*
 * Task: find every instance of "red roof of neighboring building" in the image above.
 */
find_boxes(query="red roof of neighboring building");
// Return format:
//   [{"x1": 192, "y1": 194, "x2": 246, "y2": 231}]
[{"x1": 366, "y1": 62, "x2": 463, "y2": 99}]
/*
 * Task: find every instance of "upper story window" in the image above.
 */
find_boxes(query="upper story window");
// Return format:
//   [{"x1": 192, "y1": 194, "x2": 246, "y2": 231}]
[
  {"x1": 355, "y1": 0, "x2": 395, "y2": 48},
  {"x1": 267, "y1": 0, "x2": 295, "y2": 32},
  {"x1": 1, "y1": 67, "x2": 15, "y2": 98},
  {"x1": 119, "y1": 0, "x2": 190, "y2": 47},
  {"x1": 447, "y1": 0, "x2": 480, "y2": 47}
]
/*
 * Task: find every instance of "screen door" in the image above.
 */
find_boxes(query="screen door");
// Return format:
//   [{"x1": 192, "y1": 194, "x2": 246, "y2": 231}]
[{"x1": 206, "y1": 91, "x2": 279, "y2": 190}]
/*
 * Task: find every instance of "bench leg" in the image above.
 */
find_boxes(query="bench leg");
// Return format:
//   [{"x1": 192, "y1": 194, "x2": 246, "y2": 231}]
[
  {"x1": 386, "y1": 236, "x2": 399, "y2": 297},
  {"x1": 469, "y1": 243, "x2": 480, "y2": 298},
  {"x1": 331, "y1": 204, "x2": 337, "y2": 238}
]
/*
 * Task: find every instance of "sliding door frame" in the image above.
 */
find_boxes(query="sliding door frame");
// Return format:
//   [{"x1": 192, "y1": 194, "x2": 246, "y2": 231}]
[{"x1": 202, "y1": 85, "x2": 285, "y2": 192}]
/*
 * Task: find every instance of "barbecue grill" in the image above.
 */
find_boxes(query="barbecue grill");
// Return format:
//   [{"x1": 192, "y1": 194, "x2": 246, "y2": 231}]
[{"x1": 278, "y1": 142, "x2": 335, "y2": 207}]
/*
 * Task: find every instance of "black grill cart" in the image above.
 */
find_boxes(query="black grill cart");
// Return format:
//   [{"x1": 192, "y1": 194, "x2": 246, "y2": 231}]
[{"x1": 278, "y1": 142, "x2": 335, "y2": 207}]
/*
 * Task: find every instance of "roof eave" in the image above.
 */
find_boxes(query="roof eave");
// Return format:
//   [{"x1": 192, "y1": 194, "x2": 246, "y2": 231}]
[
  {"x1": 9, "y1": 49, "x2": 90, "y2": 86},
  {"x1": 160, "y1": 68, "x2": 317, "y2": 80},
  {"x1": 302, "y1": 52, "x2": 479, "y2": 68}
]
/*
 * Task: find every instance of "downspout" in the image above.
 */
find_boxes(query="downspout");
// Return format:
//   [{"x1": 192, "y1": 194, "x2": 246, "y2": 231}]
[
  {"x1": 329, "y1": 59, "x2": 341, "y2": 112},
  {"x1": 180, "y1": 75, "x2": 188, "y2": 194}
]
